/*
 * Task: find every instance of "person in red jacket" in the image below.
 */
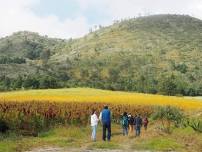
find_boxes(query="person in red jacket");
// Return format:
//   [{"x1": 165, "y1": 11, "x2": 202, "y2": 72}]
[{"x1": 143, "y1": 116, "x2": 149, "y2": 131}]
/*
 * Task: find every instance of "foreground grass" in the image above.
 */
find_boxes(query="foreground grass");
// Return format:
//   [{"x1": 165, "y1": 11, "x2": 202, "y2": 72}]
[
  {"x1": 0, "y1": 123, "x2": 202, "y2": 152},
  {"x1": 132, "y1": 137, "x2": 182, "y2": 151},
  {"x1": 0, "y1": 88, "x2": 202, "y2": 110}
]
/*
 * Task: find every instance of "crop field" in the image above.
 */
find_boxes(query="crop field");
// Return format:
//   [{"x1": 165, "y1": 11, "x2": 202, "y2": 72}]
[
  {"x1": 0, "y1": 88, "x2": 201, "y2": 128},
  {"x1": 0, "y1": 88, "x2": 202, "y2": 127},
  {"x1": 0, "y1": 88, "x2": 202, "y2": 109},
  {"x1": 0, "y1": 88, "x2": 202, "y2": 152}
]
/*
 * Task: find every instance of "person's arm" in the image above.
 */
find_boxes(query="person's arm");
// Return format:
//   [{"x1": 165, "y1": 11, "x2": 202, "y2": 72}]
[
  {"x1": 90, "y1": 115, "x2": 92, "y2": 126},
  {"x1": 99, "y1": 112, "x2": 102, "y2": 121},
  {"x1": 95, "y1": 114, "x2": 99, "y2": 123},
  {"x1": 110, "y1": 111, "x2": 112, "y2": 121}
]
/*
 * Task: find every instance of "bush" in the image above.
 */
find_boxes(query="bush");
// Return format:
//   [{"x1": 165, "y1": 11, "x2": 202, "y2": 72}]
[
  {"x1": 184, "y1": 118, "x2": 202, "y2": 133},
  {"x1": 0, "y1": 56, "x2": 26, "y2": 64},
  {"x1": 152, "y1": 106, "x2": 184, "y2": 133},
  {"x1": 0, "y1": 119, "x2": 9, "y2": 133}
]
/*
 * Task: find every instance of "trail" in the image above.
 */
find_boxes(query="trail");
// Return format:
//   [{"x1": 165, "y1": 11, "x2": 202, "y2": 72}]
[
  {"x1": 26, "y1": 129, "x2": 152, "y2": 152},
  {"x1": 26, "y1": 147, "x2": 150, "y2": 152}
]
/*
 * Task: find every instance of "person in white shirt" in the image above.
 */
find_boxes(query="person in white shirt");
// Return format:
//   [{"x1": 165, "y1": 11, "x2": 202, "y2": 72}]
[{"x1": 91, "y1": 110, "x2": 99, "y2": 141}]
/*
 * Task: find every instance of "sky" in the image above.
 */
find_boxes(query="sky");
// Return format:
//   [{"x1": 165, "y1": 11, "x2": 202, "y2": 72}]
[{"x1": 0, "y1": 0, "x2": 202, "y2": 39}]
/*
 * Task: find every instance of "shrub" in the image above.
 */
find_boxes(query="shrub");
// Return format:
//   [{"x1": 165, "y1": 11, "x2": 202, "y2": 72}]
[
  {"x1": 0, "y1": 119, "x2": 9, "y2": 133},
  {"x1": 152, "y1": 106, "x2": 184, "y2": 133},
  {"x1": 184, "y1": 118, "x2": 202, "y2": 133}
]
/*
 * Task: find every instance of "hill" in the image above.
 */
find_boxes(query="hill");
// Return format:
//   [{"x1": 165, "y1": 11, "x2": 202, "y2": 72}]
[{"x1": 0, "y1": 15, "x2": 202, "y2": 96}]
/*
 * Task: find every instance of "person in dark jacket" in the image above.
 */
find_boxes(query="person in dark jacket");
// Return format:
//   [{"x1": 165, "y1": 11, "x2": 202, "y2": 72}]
[
  {"x1": 134, "y1": 114, "x2": 142, "y2": 136},
  {"x1": 128, "y1": 114, "x2": 134, "y2": 135},
  {"x1": 99, "y1": 105, "x2": 111, "y2": 141},
  {"x1": 121, "y1": 112, "x2": 128, "y2": 136}
]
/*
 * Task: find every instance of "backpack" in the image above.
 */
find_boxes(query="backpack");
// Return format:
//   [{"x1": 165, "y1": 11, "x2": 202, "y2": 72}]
[{"x1": 122, "y1": 116, "x2": 128, "y2": 126}]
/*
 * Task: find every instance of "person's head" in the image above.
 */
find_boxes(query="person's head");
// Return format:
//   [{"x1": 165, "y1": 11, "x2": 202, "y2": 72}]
[
  {"x1": 123, "y1": 112, "x2": 127, "y2": 116},
  {"x1": 91, "y1": 109, "x2": 96, "y2": 115},
  {"x1": 104, "y1": 105, "x2": 108, "y2": 109}
]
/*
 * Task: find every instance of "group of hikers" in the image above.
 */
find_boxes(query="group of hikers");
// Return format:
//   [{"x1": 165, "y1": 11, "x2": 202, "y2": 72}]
[{"x1": 90, "y1": 105, "x2": 149, "y2": 141}]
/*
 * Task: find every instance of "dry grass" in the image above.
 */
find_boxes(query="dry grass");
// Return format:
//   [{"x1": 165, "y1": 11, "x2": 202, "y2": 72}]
[{"x1": 1, "y1": 123, "x2": 202, "y2": 152}]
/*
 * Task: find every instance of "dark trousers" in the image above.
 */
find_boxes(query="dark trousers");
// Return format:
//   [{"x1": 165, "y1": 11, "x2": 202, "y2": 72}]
[
  {"x1": 135, "y1": 125, "x2": 141, "y2": 136},
  {"x1": 122, "y1": 125, "x2": 128, "y2": 136},
  {"x1": 102, "y1": 123, "x2": 111, "y2": 141}
]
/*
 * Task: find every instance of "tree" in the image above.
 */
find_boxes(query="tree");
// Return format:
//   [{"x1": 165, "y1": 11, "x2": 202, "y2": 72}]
[
  {"x1": 26, "y1": 49, "x2": 41, "y2": 60},
  {"x1": 13, "y1": 75, "x2": 23, "y2": 88},
  {"x1": 23, "y1": 76, "x2": 39, "y2": 89},
  {"x1": 3, "y1": 77, "x2": 11, "y2": 90},
  {"x1": 40, "y1": 49, "x2": 50, "y2": 64},
  {"x1": 39, "y1": 76, "x2": 58, "y2": 89},
  {"x1": 159, "y1": 74, "x2": 177, "y2": 95},
  {"x1": 109, "y1": 68, "x2": 119, "y2": 82}
]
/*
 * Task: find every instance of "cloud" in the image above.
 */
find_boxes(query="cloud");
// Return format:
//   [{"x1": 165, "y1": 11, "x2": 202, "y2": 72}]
[
  {"x1": 76, "y1": 0, "x2": 202, "y2": 20},
  {"x1": 0, "y1": 0, "x2": 90, "y2": 39},
  {"x1": 0, "y1": 0, "x2": 202, "y2": 39}
]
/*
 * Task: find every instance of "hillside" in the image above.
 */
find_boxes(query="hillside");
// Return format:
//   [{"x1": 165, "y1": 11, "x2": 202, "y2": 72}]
[{"x1": 0, "y1": 14, "x2": 202, "y2": 96}]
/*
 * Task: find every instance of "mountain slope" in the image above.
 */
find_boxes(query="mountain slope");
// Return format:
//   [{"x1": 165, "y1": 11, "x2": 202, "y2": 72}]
[{"x1": 0, "y1": 15, "x2": 202, "y2": 95}]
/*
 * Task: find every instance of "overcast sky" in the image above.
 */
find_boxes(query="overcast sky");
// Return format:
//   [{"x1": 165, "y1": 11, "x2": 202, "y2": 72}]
[{"x1": 0, "y1": 0, "x2": 202, "y2": 39}]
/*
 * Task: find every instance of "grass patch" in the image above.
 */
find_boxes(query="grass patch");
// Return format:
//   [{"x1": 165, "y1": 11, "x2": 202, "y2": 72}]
[
  {"x1": 0, "y1": 123, "x2": 201, "y2": 152},
  {"x1": 37, "y1": 126, "x2": 89, "y2": 147},
  {"x1": 88, "y1": 141, "x2": 121, "y2": 149},
  {"x1": 0, "y1": 140, "x2": 17, "y2": 152},
  {"x1": 132, "y1": 137, "x2": 183, "y2": 151},
  {"x1": 0, "y1": 126, "x2": 90, "y2": 152}
]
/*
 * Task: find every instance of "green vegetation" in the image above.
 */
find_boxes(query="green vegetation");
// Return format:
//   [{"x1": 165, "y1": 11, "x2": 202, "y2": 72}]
[
  {"x1": 0, "y1": 75, "x2": 59, "y2": 91},
  {"x1": 184, "y1": 118, "x2": 202, "y2": 133},
  {"x1": 0, "y1": 56, "x2": 26, "y2": 64},
  {"x1": 152, "y1": 106, "x2": 184, "y2": 133},
  {"x1": 132, "y1": 137, "x2": 183, "y2": 151},
  {"x1": 0, "y1": 15, "x2": 202, "y2": 96},
  {"x1": 0, "y1": 122, "x2": 202, "y2": 152},
  {"x1": 89, "y1": 141, "x2": 120, "y2": 149}
]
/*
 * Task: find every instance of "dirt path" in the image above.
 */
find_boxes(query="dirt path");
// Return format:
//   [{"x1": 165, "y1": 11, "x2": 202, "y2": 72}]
[
  {"x1": 26, "y1": 147, "x2": 150, "y2": 152},
  {"x1": 26, "y1": 128, "x2": 153, "y2": 152}
]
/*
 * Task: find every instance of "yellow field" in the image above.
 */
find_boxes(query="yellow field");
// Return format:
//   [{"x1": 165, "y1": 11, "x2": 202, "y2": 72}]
[{"x1": 0, "y1": 88, "x2": 202, "y2": 110}]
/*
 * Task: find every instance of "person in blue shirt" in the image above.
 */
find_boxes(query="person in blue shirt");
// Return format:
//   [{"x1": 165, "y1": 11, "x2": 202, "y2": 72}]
[
  {"x1": 134, "y1": 114, "x2": 142, "y2": 136},
  {"x1": 99, "y1": 105, "x2": 111, "y2": 141}
]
